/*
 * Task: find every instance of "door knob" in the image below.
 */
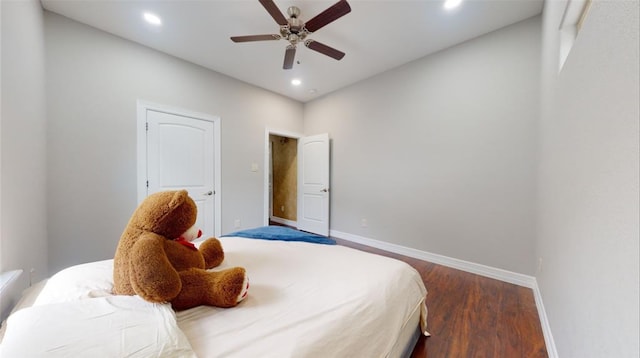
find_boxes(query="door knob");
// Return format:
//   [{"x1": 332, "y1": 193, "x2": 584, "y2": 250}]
[
  {"x1": 320, "y1": 188, "x2": 329, "y2": 193},
  {"x1": 204, "y1": 191, "x2": 213, "y2": 196}
]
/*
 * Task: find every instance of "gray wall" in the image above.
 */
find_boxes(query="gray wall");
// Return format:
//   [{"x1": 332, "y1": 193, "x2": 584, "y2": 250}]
[
  {"x1": 0, "y1": 0, "x2": 49, "y2": 315},
  {"x1": 537, "y1": 1, "x2": 639, "y2": 357},
  {"x1": 44, "y1": 12, "x2": 303, "y2": 273},
  {"x1": 304, "y1": 17, "x2": 541, "y2": 275}
]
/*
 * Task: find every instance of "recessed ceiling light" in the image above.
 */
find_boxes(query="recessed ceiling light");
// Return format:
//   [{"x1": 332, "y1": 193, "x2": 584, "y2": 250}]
[
  {"x1": 444, "y1": 0, "x2": 462, "y2": 10},
  {"x1": 143, "y1": 12, "x2": 162, "y2": 26},
  {"x1": 291, "y1": 79, "x2": 302, "y2": 86}
]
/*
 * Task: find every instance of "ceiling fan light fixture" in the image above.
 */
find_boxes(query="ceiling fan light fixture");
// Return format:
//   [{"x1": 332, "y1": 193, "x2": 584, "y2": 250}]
[
  {"x1": 143, "y1": 12, "x2": 162, "y2": 25},
  {"x1": 444, "y1": 0, "x2": 462, "y2": 10}
]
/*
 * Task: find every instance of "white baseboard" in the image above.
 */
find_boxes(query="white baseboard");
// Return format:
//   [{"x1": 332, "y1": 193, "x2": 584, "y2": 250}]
[
  {"x1": 532, "y1": 281, "x2": 559, "y2": 358},
  {"x1": 329, "y1": 229, "x2": 558, "y2": 357},
  {"x1": 270, "y1": 216, "x2": 297, "y2": 228},
  {"x1": 330, "y1": 230, "x2": 536, "y2": 288}
]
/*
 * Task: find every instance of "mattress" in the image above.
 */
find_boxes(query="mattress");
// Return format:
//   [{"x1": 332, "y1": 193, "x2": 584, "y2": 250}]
[{"x1": 0, "y1": 237, "x2": 428, "y2": 357}]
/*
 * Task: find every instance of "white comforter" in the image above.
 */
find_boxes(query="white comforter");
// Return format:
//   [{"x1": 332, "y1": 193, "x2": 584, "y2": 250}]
[{"x1": 0, "y1": 237, "x2": 428, "y2": 357}]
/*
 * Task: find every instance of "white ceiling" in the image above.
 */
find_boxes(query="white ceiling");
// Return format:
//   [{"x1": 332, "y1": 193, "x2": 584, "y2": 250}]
[{"x1": 41, "y1": 0, "x2": 544, "y2": 103}]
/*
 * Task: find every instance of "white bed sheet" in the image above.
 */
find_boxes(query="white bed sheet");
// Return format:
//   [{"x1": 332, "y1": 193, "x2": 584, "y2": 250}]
[
  {"x1": 0, "y1": 237, "x2": 428, "y2": 357},
  {"x1": 181, "y1": 237, "x2": 428, "y2": 357}
]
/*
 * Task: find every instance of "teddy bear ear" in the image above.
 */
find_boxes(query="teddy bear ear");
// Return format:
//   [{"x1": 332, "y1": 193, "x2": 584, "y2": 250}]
[{"x1": 167, "y1": 190, "x2": 189, "y2": 211}]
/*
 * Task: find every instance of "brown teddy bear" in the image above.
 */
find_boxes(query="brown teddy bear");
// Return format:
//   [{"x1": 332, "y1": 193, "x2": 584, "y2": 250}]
[{"x1": 113, "y1": 190, "x2": 248, "y2": 310}]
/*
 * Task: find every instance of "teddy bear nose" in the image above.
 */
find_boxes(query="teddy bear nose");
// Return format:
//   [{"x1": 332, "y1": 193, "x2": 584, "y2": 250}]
[{"x1": 197, "y1": 229, "x2": 202, "y2": 238}]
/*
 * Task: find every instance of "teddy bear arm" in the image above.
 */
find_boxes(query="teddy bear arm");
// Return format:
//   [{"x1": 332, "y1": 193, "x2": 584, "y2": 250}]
[
  {"x1": 130, "y1": 234, "x2": 182, "y2": 303},
  {"x1": 199, "y1": 237, "x2": 225, "y2": 269}
]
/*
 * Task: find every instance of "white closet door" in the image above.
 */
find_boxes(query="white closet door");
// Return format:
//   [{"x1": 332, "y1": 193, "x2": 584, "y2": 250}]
[{"x1": 146, "y1": 109, "x2": 215, "y2": 236}]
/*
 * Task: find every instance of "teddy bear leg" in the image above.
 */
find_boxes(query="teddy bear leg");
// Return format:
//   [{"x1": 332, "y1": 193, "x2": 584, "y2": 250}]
[
  {"x1": 171, "y1": 267, "x2": 248, "y2": 310},
  {"x1": 199, "y1": 237, "x2": 225, "y2": 269}
]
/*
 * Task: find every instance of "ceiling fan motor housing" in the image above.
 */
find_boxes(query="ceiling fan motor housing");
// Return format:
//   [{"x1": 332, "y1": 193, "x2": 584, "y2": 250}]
[{"x1": 282, "y1": 6, "x2": 305, "y2": 44}]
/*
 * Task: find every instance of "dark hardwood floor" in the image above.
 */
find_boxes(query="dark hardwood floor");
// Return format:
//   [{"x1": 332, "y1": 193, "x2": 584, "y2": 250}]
[{"x1": 333, "y1": 238, "x2": 548, "y2": 358}]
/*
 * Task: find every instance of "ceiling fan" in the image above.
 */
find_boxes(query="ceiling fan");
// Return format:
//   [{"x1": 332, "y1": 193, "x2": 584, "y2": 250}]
[{"x1": 230, "y1": 0, "x2": 351, "y2": 70}]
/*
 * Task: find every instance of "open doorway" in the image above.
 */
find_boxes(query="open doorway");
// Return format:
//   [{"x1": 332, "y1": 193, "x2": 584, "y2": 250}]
[
  {"x1": 263, "y1": 129, "x2": 331, "y2": 236},
  {"x1": 264, "y1": 130, "x2": 301, "y2": 228},
  {"x1": 269, "y1": 134, "x2": 298, "y2": 227}
]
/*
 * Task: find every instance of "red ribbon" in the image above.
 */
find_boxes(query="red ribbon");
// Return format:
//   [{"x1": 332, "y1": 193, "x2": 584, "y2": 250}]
[{"x1": 174, "y1": 237, "x2": 197, "y2": 250}]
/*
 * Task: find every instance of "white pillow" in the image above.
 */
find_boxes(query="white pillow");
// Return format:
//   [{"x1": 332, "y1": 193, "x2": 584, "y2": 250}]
[
  {"x1": 33, "y1": 259, "x2": 115, "y2": 306},
  {"x1": 0, "y1": 295, "x2": 196, "y2": 357}
]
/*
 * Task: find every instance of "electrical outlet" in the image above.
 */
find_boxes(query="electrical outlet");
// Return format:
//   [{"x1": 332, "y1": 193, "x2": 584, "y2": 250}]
[
  {"x1": 234, "y1": 219, "x2": 241, "y2": 228},
  {"x1": 361, "y1": 218, "x2": 368, "y2": 228},
  {"x1": 281, "y1": 205, "x2": 285, "y2": 212}
]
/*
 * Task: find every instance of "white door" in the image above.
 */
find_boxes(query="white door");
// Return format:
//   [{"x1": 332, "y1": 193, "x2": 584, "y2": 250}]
[
  {"x1": 297, "y1": 133, "x2": 330, "y2": 236},
  {"x1": 145, "y1": 109, "x2": 216, "y2": 236}
]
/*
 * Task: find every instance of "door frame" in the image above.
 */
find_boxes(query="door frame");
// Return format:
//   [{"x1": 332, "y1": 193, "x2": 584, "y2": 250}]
[
  {"x1": 263, "y1": 128, "x2": 303, "y2": 227},
  {"x1": 136, "y1": 100, "x2": 222, "y2": 237}
]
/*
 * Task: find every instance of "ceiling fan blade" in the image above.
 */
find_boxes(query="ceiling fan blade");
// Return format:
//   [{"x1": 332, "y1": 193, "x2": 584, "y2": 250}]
[
  {"x1": 304, "y1": 0, "x2": 351, "y2": 33},
  {"x1": 259, "y1": 0, "x2": 288, "y2": 26},
  {"x1": 305, "y1": 40, "x2": 345, "y2": 61},
  {"x1": 230, "y1": 34, "x2": 281, "y2": 43},
  {"x1": 283, "y1": 46, "x2": 296, "y2": 70}
]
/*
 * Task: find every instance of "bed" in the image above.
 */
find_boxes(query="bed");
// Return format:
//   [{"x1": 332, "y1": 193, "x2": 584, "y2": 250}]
[{"x1": 0, "y1": 230, "x2": 429, "y2": 357}]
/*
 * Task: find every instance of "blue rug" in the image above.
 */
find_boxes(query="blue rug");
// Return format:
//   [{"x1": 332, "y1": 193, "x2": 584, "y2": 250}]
[{"x1": 222, "y1": 226, "x2": 336, "y2": 245}]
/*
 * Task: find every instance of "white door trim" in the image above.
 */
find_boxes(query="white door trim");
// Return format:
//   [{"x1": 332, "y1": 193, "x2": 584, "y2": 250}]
[
  {"x1": 263, "y1": 128, "x2": 303, "y2": 227},
  {"x1": 136, "y1": 100, "x2": 222, "y2": 237}
]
